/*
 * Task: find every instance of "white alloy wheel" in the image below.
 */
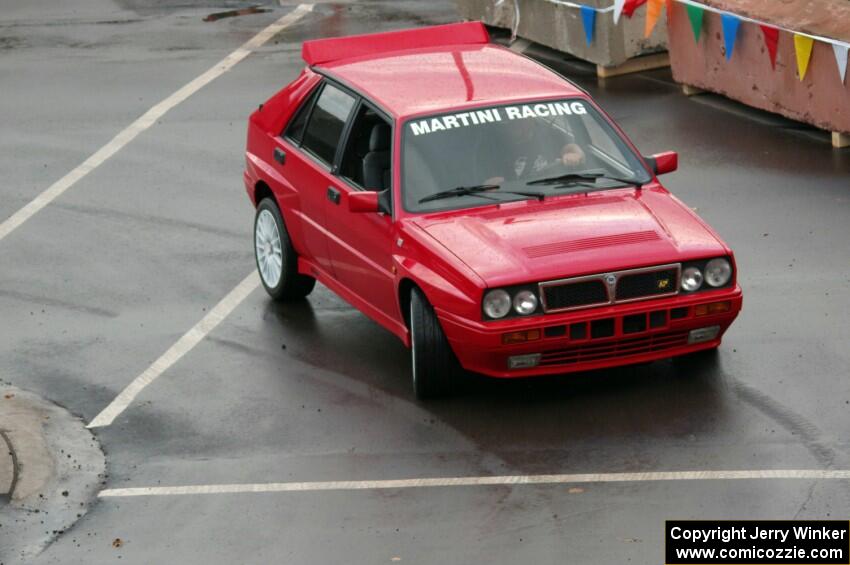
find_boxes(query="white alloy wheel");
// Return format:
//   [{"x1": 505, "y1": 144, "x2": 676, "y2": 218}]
[{"x1": 255, "y1": 208, "x2": 283, "y2": 288}]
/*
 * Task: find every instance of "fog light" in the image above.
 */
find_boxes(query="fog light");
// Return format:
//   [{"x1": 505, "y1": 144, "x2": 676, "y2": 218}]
[
  {"x1": 502, "y1": 329, "x2": 541, "y2": 344},
  {"x1": 688, "y1": 326, "x2": 720, "y2": 344},
  {"x1": 508, "y1": 353, "x2": 541, "y2": 369}
]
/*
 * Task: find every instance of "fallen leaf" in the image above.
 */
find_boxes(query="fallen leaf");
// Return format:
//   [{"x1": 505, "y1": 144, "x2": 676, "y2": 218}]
[
  {"x1": 4, "y1": 393, "x2": 13, "y2": 399},
  {"x1": 568, "y1": 487, "x2": 584, "y2": 494},
  {"x1": 203, "y1": 6, "x2": 269, "y2": 22},
  {"x1": 112, "y1": 538, "x2": 123, "y2": 548}
]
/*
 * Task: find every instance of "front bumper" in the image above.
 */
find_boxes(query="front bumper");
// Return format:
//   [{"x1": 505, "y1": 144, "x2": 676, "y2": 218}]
[{"x1": 437, "y1": 285, "x2": 742, "y2": 378}]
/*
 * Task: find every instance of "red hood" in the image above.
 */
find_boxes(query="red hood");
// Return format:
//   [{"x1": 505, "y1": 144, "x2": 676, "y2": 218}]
[{"x1": 409, "y1": 187, "x2": 727, "y2": 288}]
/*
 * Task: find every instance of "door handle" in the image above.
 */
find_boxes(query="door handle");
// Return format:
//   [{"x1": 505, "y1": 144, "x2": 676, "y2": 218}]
[
  {"x1": 273, "y1": 147, "x2": 286, "y2": 165},
  {"x1": 327, "y1": 187, "x2": 341, "y2": 205}
]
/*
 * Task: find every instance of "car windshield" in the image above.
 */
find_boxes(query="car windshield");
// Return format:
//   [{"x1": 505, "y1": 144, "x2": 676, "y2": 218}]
[{"x1": 402, "y1": 98, "x2": 652, "y2": 213}]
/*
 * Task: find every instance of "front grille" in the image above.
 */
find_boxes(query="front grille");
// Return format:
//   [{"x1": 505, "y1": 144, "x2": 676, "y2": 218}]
[
  {"x1": 542, "y1": 279, "x2": 608, "y2": 311},
  {"x1": 615, "y1": 268, "x2": 678, "y2": 300},
  {"x1": 539, "y1": 330, "x2": 689, "y2": 367},
  {"x1": 539, "y1": 263, "x2": 680, "y2": 313}
]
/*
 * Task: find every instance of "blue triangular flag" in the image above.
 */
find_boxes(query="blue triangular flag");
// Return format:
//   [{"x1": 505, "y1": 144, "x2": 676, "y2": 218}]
[
  {"x1": 581, "y1": 5, "x2": 596, "y2": 46},
  {"x1": 721, "y1": 13, "x2": 741, "y2": 60}
]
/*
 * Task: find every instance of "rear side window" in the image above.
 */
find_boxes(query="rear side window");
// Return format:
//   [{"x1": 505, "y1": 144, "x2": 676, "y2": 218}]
[
  {"x1": 301, "y1": 83, "x2": 356, "y2": 166},
  {"x1": 283, "y1": 86, "x2": 319, "y2": 143}
]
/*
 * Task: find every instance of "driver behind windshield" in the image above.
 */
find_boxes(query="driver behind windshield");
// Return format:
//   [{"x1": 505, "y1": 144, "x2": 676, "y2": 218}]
[
  {"x1": 402, "y1": 99, "x2": 652, "y2": 212},
  {"x1": 482, "y1": 117, "x2": 586, "y2": 185}
]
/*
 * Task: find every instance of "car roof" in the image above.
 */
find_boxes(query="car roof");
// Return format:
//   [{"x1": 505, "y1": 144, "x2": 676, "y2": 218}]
[{"x1": 315, "y1": 43, "x2": 585, "y2": 120}]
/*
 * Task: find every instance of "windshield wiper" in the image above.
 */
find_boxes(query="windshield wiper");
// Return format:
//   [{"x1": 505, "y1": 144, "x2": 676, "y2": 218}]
[
  {"x1": 527, "y1": 169, "x2": 645, "y2": 189},
  {"x1": 419, "y1": 184, "x2": 545, "y2": 204}
]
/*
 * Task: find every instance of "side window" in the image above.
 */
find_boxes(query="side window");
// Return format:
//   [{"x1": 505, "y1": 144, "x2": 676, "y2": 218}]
[
  {"x1": 339, "y1": 104, "x2": 393, "y2": 191},
  {"x1": 283, "y1": 85, "x2": 320, "y2": 144},
  {"x1": 301, "y1": 83, "x2": 356, "y2": 166}
]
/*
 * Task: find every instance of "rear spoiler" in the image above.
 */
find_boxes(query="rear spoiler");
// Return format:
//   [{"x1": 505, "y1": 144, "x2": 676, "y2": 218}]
[{"x1": 301, "y1": 21, "x2": 490, "y2": 66}]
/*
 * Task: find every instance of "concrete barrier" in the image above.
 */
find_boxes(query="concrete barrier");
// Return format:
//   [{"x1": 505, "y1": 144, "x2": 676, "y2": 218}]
[
  {"x1": 666, "y1": 1, "x2": 850, "y2": 147},
  {"x1": 457, "y1": 0, "x2": 670, "y2": 76}
]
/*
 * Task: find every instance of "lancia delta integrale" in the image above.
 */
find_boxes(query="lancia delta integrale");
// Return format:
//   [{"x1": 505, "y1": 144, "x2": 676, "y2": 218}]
[{"x1": 243, "y1": 22, "x2": 742, "y2": 397}]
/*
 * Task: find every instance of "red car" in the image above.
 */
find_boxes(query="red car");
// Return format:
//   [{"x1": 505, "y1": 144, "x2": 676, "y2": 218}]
[{"x1": 244, "y1": 22, "x2": 742, "y2": 397}]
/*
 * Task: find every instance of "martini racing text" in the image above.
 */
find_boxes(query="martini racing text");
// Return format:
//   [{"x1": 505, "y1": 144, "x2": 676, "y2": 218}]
[{"x1": 408, "y1": 101, "x2": 588, "y2": 136}]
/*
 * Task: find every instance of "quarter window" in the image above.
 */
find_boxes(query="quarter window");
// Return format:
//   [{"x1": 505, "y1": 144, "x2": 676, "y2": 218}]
[
  {"x1": 301, "y1": 83, "x2": 356, "y2": 166},
  {"x1": 283, "y1": 86, "x2": 319, "y2": 143}
]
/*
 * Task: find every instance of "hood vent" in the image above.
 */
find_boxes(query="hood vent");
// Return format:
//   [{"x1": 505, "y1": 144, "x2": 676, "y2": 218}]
[{"x1": 523, "y1": 230, "x2": 661, "y2": 259}]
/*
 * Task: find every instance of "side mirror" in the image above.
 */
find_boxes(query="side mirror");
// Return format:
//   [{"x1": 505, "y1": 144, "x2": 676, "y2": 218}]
[
  {"x1": 646, "y1": 151, "x2": 678, "y2": 176},
  {"x1": 348, "y1": 191, "x2": 380, "y2": 213}
]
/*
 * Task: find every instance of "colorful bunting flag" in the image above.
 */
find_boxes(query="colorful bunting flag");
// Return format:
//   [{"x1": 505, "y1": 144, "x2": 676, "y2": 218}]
[
  {"x1": 644, "y1": 0, "x2": 664, "y2": 38},
  {"x1": 794, "y1": 34, "x2": 814, "y2": 80},
  {"x1": 613, "y1": 0, "x2": 626, "y2": 24},
  {"x1": 685, "y1": 5, "x2": 704, "y2": 43},
  {"x1": 721, "y1": 13, "x2": 741, "y2": 60},
  {"x1": 581, "y1": 5, "x2": 596, "y2": 45},
  {"x1": 833, "y1": 43, "x2": 849, "y2": 84},
  {"x1": 622, "y1": 0, "x2": 647, "y2": 18},
  {"x1": 759, "y1": 25, "x2": 779, "y2": 69},
  {"x1": 668, "y1": 0, "x2": 850, "y2": 86}
]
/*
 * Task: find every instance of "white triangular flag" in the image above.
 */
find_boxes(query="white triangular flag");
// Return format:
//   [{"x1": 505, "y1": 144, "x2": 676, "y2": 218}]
[
  {"x1": 833, "y1": 42, "x2": 849, "y2": 84},
  {"x1": 613, "y1": 0, "x2": 626, "y2": 24}
]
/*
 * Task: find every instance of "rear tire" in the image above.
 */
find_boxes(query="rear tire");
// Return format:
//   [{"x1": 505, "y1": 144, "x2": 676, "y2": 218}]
[
  {"x1": 254, "y1": 198, "x2": 316, "y2": 301},
  {"x1": 409, "y1": 288, "x2": 459, "y2": 399}
]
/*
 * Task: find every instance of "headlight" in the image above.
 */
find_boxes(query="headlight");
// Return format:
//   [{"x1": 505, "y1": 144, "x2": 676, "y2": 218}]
[
  {"x1": 681, "y1": 266, "x2": 703, "y2": 291},
  {"x1": 513, "y1": 290, "x2": 538, "y2": 315},
  {"x1": 704, "y1": 258, "x2": 732, "y2": 287},
  {"x1": 483, "y1": 289, "x2": 512, "y2": 319}
]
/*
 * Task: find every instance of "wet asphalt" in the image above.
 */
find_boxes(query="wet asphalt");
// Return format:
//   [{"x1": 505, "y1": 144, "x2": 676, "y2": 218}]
[{"x1": 1, "y1": 0, "x2": 849, "y2": 563}]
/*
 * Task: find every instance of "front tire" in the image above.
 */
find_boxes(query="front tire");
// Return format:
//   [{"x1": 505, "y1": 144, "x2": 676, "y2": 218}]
[
  {"x1": 409, "y1": 288, "x2": 459, "y2": 399},
  {"x1": 254, "y1": 198, "x2": 315, "y2": 301}
]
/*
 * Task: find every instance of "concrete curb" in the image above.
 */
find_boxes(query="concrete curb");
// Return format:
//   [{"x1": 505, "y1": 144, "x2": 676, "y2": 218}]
[
  {"x1": 0, "y1": 429, "x2": 16, "y2": 499},
  {"x1": 0, "y1": 385, "x2": 106, "y2": 563}
]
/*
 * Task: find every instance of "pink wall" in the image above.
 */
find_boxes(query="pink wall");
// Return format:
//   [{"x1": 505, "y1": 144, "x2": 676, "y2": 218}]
[{"x1": 667, "y1": 2, "x2": 850, "y2": 134}]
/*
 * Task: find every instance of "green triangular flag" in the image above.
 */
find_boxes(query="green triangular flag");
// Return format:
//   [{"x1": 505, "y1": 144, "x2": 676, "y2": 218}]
[{"x1": 686, "y1": 5, "x2": 704, "y2": 42}]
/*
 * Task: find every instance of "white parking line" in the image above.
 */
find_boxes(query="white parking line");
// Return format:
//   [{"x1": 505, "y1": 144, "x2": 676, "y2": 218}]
[
  {"x1": 99, "y1": 469, "x2": 850, "y2": 497},
  {"x1": 0, "y1": 3, "x2": 314, "y2": 243},
  {"x1": 87, "y1": 271, "x2": 259, "y2": 428}
]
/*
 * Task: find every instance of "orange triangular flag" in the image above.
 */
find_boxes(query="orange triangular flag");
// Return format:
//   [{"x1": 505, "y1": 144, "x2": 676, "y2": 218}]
[
  {"x1": 644, "y1": 0, "x2": 664, "y2": 38},
  {"x1": 794, "y1": 34, "x2": 814, "y2": 80}
]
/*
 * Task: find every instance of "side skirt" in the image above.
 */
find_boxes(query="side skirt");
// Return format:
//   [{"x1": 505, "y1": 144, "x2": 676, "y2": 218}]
[{"x1": 298, "y1": 257, "x2": 410, "y2": 347}]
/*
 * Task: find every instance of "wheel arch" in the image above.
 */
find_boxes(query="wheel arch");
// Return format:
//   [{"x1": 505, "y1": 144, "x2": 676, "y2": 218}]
[
  {"x1": 254, "y1": 180, "x2": 275, "y2": 208},
  {"x1": 397, "y1": 277, "x2": 420, "y2": 330}
]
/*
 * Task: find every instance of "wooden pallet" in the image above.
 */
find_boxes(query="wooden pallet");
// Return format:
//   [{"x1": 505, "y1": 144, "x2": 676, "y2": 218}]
[{"x1": 596, "y1": 52, "x2": 670, "y2": 78}]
